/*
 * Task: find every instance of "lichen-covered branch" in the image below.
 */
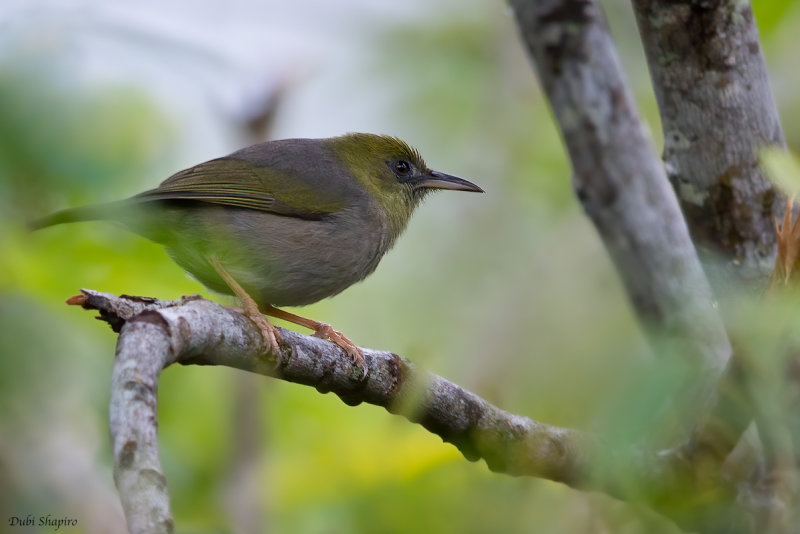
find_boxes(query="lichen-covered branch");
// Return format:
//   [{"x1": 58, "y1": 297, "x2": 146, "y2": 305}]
[
  {"x1": 632, "y1": 0, "x2": 786, "y2": 280},
  {"x1": 72, "y1": 290, "x2": 604, "y2": 532},
  {"x1": 110, "y1": 314, "x2": 175, "y2": 534},
  {"x1": 73, "y1": 289, "x2": 746, "y2": 532},
  {"x1": 507, "y1": 1, "x2": 796, "y2": 530},
  {"x1": 631, "y1": 0, "x2": 792, "y2": 482},
  {"x1": 508, "y1": 0, "x2": 730, "y2": 415},
  {"x1": 75, "y1": 290, "x2": 598, "y2": 478}
]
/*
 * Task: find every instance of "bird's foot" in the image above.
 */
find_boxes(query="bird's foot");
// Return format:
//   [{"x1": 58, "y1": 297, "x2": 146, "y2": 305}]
[
  {"x1": 261, "y1": 305, "x2": 368, "y2": 379},
  {"x1": 232, "y1": 302, "x2": 282, "y2": 356},
  {"x1": 247, "y1": 309, "x2": 283, "y2": 357},
  {"x1": 207, "y1": 256, "x2": 283, "y2": 356},
  {"x1": 313, "y1": 323, "x2": 367, "y2": 376}
]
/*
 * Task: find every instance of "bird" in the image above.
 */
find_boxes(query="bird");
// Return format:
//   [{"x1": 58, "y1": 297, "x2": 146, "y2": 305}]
[{"x1": 31, "y1": 133, "x2": 484, "y2": 374}]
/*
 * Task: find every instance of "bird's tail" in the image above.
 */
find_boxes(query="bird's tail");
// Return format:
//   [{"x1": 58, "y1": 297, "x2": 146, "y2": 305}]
[{"x1": 28, "y1": 201, "x2": 129, "y2": 231}]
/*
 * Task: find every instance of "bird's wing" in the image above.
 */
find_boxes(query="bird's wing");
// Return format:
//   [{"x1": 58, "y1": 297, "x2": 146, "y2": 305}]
[{"x1": 132, "y1": 157, "x2": 348, "y2": 220}]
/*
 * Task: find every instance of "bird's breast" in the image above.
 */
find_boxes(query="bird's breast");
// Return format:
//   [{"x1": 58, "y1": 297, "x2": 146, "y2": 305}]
[{"x1": 206, "y1": 203, "x2": 395, "y2": 307}]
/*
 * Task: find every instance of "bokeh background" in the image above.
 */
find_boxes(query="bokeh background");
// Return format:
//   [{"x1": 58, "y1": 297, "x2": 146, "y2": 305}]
[{"x1": 1, "y1": 1, "x2": 798, "y2": 532}]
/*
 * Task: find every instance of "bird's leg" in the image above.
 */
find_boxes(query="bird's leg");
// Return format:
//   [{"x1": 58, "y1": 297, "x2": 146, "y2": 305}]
[
  {"x1": 207, "y1": 257, "x2": 283, "y2": 356},
  {"x1": 262, "y1": 305, "x2": 366, "y2": 369}
]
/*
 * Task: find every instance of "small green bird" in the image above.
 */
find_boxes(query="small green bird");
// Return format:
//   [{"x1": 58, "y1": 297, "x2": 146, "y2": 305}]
[{"x1": 32, "y1": 133, "x2": 483, "y2": 371}]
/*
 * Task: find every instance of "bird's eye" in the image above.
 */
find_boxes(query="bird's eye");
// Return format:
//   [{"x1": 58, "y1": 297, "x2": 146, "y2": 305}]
[{"x1": 391, "y1": 159, "x2": 413, "y2": 177}]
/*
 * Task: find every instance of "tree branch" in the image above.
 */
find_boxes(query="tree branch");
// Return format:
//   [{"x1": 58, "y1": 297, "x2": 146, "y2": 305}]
[
  {"x1": 503, "y1": 3, "x2": 795, "y2": 529},
  {"x1": 630, "y1": 0, "x2": 790, "y2": 483},
  {"x1": 72, "y1": 290, "x2": 607, "y2": 532},
  {"x1": 508, "y1": 0, "x2": 730, "y2": 420},
  {"x1": 72, "y1": 289, "x2": 743, "y2": 533},
  {"x1": 631, "y1": 0, "x2": 786, "y2": 281},
  {"x1": 74, "y1": 289, "x2": 596, "y2": 476},
  {"x1": 110, "y1": 311, "x2": 175, "y2": 534}
]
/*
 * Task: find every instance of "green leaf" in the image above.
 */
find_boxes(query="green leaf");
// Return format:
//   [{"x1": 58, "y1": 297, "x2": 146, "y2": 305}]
[{"x1": 761, "y1": 147, "x2": 800, "y2": 196}]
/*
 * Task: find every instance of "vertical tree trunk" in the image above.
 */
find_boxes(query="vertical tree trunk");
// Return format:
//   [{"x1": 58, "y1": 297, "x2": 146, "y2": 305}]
[
  {"x1": 508, "y1": 0, "x2": 730, "y2": 429},
  {"x1": 632, "y1": 0, "x2": 786, "y2": 283}
]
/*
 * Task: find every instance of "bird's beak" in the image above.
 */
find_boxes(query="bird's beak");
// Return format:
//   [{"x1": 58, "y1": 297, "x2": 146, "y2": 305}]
[{"x1": 414, "y1": 171, "x2": 484, "y2": 193}]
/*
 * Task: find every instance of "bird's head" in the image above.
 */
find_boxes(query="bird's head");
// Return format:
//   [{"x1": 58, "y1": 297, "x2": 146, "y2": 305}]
[{"x1": 331, "y1": 133, "x2": 483, "y2": 215}]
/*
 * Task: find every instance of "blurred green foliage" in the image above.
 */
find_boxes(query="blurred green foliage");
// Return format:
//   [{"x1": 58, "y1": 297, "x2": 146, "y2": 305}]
[
  {"x1": 752, "y1": 0, "x2": 799, "y2": 36},
  {"x1": 2, "y1": 1, "x2": 799, "y2": 533}
]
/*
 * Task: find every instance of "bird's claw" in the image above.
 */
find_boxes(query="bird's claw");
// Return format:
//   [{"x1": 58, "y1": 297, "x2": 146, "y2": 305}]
[
  {"x1": 240, "y1": 308, "x2": 283, "y2": 356},
  {"x1": 313, "y1": 323, "x2": 368, "y2": 378}
]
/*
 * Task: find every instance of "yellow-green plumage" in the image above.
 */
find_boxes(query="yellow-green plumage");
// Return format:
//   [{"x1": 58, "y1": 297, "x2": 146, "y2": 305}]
[{"x1": 32, "y1": 133, "x2": 483, "y2": 308}]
